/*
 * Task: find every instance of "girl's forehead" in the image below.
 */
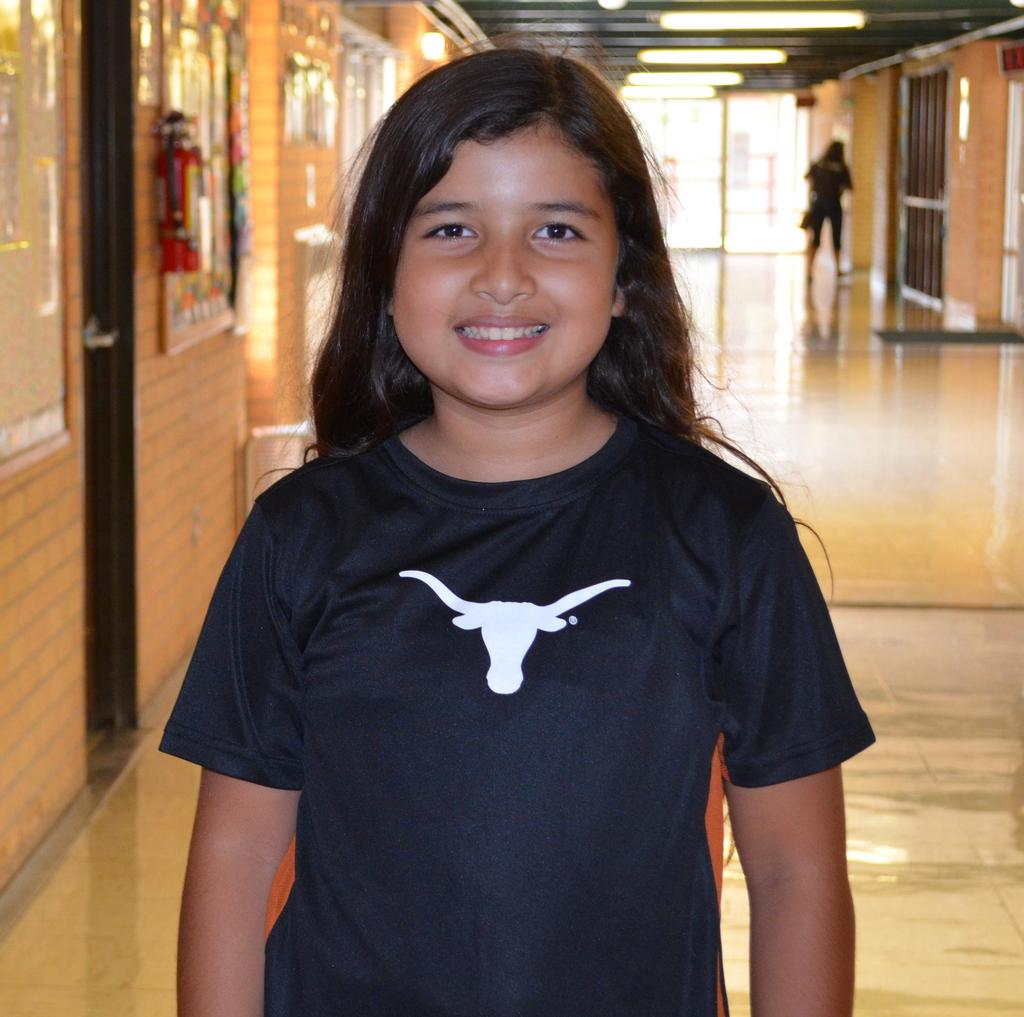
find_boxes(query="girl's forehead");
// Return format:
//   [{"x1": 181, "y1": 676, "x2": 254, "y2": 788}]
[{"x1": 418, "y1": 127, "x2": 610, "y2": 207}]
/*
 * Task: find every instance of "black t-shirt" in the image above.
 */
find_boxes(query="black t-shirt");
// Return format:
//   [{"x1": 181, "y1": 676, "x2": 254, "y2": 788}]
[
  {"x1": 808, "y1": 160, "x2": 852, "y2": 201},
  {"x1": 160, "y1": 417, "x2": 874, "y2": 1017}
]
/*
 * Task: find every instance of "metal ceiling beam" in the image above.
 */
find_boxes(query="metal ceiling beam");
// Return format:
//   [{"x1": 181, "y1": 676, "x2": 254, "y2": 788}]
[
  {"x1": 842, "y1": 12, "x2": 1024, "y2": 77},
  {"x1": 459, "y1": 0, "x2": 1019, "y2": 89}
]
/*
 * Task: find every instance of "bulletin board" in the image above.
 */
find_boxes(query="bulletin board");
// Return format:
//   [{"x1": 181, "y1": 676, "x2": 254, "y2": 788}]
[
  {"x1": 0, "y1": 0, "x2": 65, "y2": 467},
  {"x1": 160, "y1": 0, "x2": 252, "y2": 353}
]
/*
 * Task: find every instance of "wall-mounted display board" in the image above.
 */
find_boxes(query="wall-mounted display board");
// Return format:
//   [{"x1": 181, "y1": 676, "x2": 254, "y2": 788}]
[
  {"x1": 0, "y1": 0, "x2": 65, "y2": 469},
  {"x1": 281, "y1": 1, "x2": 341, "y2": 151},
  {"x1": 284, "y1": 52, "x2": 338, "y2": 147},
  {"x1": 281, "y1": 0, "x2": 340, "y2": 45},
  {"x1": 160, "y1": 0, "x2": 252, "y2": 354},
  {"x1": 138, "y1": 0, "x2": 160, "y2": 106}
]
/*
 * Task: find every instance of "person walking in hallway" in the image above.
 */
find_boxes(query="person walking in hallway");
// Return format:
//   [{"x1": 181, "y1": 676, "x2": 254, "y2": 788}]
[{"x1": 804, "y1": 140, "x2": 853, "y2": 284}]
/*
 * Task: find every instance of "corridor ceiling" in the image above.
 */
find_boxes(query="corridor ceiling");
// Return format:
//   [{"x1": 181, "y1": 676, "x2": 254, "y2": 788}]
[{"x1": 455, "y1": 2, "x2": 1024, "y2": 89}]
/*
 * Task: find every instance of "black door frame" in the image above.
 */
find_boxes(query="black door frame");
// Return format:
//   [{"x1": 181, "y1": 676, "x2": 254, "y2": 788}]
[{"x1": 81, "y1": 0, "x2": 138, "y2": 730}]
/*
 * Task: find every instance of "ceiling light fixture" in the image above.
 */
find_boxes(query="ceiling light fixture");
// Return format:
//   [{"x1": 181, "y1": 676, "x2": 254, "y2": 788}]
[
  {"x1": 620, "y1": 84, "x2": 717, "y2": 100},
  {"x1": 598, "y1": 0, "x2": 629, "y2": 9},
  {"x1": 626, "y1": 70, "x2": 744, "y2": 87},
  {"x1": 660, "y1": 11, "x2": 867, "y2": 31},
  {"x1": 639, "y1": 48, "x2": 786, "y2": 65}
]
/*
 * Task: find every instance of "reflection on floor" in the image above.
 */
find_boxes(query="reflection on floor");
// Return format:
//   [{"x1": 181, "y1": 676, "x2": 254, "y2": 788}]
[
  {"x1": 684, "y1": 253, "x2": 1024, "y2": 608},
  {"x1": 0, "y1": 255, "x2": 1021, "y2": 1014},
  {"x1": 722, "y1": 607, "x2": 1024, "y2": 1016}
]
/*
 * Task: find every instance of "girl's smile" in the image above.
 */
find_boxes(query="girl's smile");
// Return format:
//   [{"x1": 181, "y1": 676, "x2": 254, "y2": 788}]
[
  {"x1": 454, "y1": 316, "x2": 549, "y2": 356},
  {"x1": 390, "y1": 125, "x2": 624, "y2": 420}
]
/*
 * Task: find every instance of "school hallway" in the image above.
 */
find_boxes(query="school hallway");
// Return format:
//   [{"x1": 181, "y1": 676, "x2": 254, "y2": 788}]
[{"x1": 0, "y1": 253, "x2": 1020, "y2": 1016}]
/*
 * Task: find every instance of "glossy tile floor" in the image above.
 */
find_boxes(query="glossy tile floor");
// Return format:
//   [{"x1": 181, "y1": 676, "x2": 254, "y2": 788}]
[
  {"x1": 1, "y1": 254, "x2": 1022, "y2": 1014},
  {"x1": 684, "y1": 253, "x2": 1024, "y2": 608}
]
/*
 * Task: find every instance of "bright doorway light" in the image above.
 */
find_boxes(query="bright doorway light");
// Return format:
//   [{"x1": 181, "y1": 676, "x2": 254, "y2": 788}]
[
  {"x1": 420, "y1": 31, "x2": 446, "y2": 62},
  {"x1": 627, "y1": 70, "x2": 745, "y2": 87},
  {"x1": 661, "y1": 11, "x2": 867, "y2": 31},
  {"x1": 621, "y1": 84, "x2": 717, "y2": 99},
  {"x1": 639, "y1": 48, "x2": 787, "y2": 65}
]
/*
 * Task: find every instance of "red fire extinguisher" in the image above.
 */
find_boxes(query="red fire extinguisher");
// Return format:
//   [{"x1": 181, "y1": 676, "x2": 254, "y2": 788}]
[{"x1": 156, "y1": 112, "x2": 203, "y2": 273}]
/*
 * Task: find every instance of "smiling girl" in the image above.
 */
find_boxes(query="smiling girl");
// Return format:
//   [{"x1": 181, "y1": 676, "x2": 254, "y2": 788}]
[{"x1": 162, "y1": 47, "x2": 874, "y2": 1017}]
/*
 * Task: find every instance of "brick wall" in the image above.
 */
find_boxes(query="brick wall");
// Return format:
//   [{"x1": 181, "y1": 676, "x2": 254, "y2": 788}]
[
  {"x1": 942, "y1": 42, "x2": 1009, "y2": 325},
  {"x1": 0, "y1": 0, "x2": 86, "y2": 891},
  {"x1": 871, "y1": 68, "x2": 901, "y2": 290},
  {"x1": 850, "y1": 75, "x2": 880, "y2": 271},
  {"x1": 248, "y1": 0, "x2": 342, "y2": 429},
  {"x1": 847, "y1": 68, "x2": 901, "y2": 283},
  {"x1": 346, "y1": 0, "x2": 451, "y2": 85},
  {"x1": 247, "y1": 2, "x2": 282, "y2": 427},
  {"x1": 810, "y1": 80, "x2": 852, "y2": 161},
  {"x1": 346, "y1": 5, "x2": 386, "y2": 37},
  {"x1": 385, "y1": 6, "x2": 442, "y2": 89},
  {"x1": 133, "y1": 0, "x2": 250, "y2": 712}
]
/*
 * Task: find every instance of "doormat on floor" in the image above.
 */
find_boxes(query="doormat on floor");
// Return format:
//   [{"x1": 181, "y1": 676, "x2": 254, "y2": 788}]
[{"x1": 875, "y1": 329, "x2": 1024, "y2": 343}]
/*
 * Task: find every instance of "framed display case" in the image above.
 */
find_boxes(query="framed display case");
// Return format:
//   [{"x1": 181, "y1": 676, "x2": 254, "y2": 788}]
[{"x1": 160, "y1": 0, "x2": 251, "y2": 353}]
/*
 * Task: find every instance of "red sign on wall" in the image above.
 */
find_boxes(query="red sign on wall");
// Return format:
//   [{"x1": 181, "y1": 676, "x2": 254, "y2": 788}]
[{"x1": 1000, "y1": 42, "x2": 1024, "y2": 77}]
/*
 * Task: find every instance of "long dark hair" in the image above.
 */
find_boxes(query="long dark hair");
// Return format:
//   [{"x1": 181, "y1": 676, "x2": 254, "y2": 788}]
[
  {"x1": 310, "y1": 45, "x2": 782, "y2": 499},
  {"x1": 822, "y1": 140, "x2": 846, "y2": 164}
]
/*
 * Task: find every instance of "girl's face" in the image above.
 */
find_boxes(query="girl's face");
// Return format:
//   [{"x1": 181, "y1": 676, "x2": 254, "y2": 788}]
[{"x1": 391, "y1": 126, "x2": 624, "y2": 421}]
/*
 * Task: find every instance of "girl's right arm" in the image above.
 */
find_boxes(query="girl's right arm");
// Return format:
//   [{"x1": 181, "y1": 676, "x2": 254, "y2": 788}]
[{"x1": 177, "y1": 769, "x2": 300, "y2": 1017}]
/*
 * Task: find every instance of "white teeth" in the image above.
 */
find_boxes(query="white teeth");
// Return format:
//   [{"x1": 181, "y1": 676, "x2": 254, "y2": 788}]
[{"x1": 457, "y1": 325, "x2": 546, "y2": 340}]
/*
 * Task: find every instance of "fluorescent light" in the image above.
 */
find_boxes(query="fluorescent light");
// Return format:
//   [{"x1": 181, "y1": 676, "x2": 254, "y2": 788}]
[
  {"x1": 660, "y1": 11, "x2": 867, "y2": 31},
  {"x1": 626, "y1": 70, "x2": 744, "y2": 87},
  {"x1": 639, "y1": 48, "x2": 787, "y2": 65},
  {"x1": 597, "y1": 0, "x2": 628, "y2": 9},
  {"x1": 620, "y1": 84, "x2": 717, "y2": 100}
]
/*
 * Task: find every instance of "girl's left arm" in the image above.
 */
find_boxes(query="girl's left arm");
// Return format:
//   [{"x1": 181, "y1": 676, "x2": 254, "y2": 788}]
[{"x1": 725, "y1": 766, "x2": 855, "y2": 1017}]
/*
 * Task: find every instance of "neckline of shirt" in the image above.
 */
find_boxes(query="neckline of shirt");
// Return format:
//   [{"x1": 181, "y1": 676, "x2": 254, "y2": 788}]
[{"x1": 381, "y1": 415, "x2": 638, "y2": 511}]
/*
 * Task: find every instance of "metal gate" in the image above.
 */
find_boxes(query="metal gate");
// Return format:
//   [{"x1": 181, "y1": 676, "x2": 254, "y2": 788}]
[{"x1": 899, "y1": 68, "x2": 950, "y2": 306}]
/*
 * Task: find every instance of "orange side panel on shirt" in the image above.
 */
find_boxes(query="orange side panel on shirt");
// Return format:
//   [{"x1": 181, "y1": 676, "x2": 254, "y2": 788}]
[
  {"x1": 265, "y1": 735, "x2": 732, "y2": 1017},
  {"x1": 265, "y1": 838, "x2": 296, "y2": 941},
  {"x1": 705, "y1": 733, "x2": 730, "y2": 1017}
]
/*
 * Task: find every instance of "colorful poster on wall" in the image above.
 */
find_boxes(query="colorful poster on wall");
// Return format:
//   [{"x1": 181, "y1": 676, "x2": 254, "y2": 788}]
[
  {"x1": 30, "y1": 0, "x2": 54, "y2": 110},
  {"x1": 0, "y1": 0, "x2": 22, "y2": 250},
  {"x1": 228, "y1": 35, "x2": 252, "y2": 331},
  {"x1": 160, "y1": 0, "x2": 248, "y2": 353},
  {"x1": 35, "y1": 155, "x2": 57, "y2": 314},
  {"x1": 0, "y1": 0, "x2": 65, "y2": 467}
]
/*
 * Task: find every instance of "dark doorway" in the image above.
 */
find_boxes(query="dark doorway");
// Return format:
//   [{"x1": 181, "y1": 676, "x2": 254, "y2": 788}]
[
  {"x1": 899, "y1": 68, "x2": 950, "y2": 307},
  {"x1": 81, "y1": 0, "x2": 138, "y2": 730}
]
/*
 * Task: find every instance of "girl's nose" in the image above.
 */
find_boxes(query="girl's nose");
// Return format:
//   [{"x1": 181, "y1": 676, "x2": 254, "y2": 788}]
[{"x1": 471, "y1": 241, "x2": 536, "y2": 304}]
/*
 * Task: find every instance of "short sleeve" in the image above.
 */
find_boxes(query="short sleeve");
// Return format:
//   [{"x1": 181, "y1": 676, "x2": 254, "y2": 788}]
[
  {"x1": 159, "y1": 502, "x2": 304, "y2": 789},
  {"x1": 717, "y1": 495, "x2": 874, "y2": 787}
]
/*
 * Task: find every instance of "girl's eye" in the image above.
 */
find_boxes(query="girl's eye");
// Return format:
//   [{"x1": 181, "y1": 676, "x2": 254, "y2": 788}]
[
  {"x1": 427, "y1": 223, "x2": 473, "y2": 240},
  {"x1": 536, "y1": 223, "x2": 582, "y2": 241}
]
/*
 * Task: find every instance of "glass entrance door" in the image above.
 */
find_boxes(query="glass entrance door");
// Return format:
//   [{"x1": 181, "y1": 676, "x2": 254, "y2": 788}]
[
  {"x1": 626, "y1": 97, "x2": 724, "y2": 249},
  {"x1": 724, "y1": 93, "x2": 806, "y2": 253}
]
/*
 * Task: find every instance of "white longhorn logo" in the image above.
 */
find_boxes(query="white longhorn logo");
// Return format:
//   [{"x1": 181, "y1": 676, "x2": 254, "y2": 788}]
[{"x1": 399, "y1": 570, "x2": 631, "y2": 695}]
